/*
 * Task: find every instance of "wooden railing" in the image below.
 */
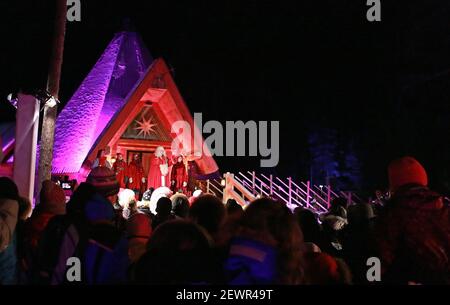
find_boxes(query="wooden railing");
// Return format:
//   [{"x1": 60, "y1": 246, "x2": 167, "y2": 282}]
[{"x1": 202, "y1": 171, "x2": 363, "y2": 215}]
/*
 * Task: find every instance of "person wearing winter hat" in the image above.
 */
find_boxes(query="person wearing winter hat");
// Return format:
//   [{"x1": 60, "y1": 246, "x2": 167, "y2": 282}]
[
  {"x1": 39, "y1": 180, "x2": 67, "y2": 215},
  {"x1": 48, "y1": 191, "x2": 123, "y2": 285},
  {"x1": 373, "y1": 156, "x2": 450, "y2": 284},
  {"x1": 39, "y1": 183, "x2": 96, "y2": 285},
  {"x1": 86, "y1": 166, "x2": 125, "y2": 231},
  {"x1": 118, "y1": 188, "x2": 137, "y2": 220},
  {"x1": 86, "y1": 166, "x2": 120, "y2": 204},
  {"x1": 388, "y1": 156, "x2": 428, "y2": 193},
  {"x1": 148, "y1": 186, "x2": 172, "y2": 215},
  {"x1": 0, "y1": 177, "x2": 20, "y2": 201},
  {"x1": 126, "y1": 213, "x2": 152, "y2": 263},
  {"x1": 22, "y1": 181, "x2": 66, "y2": 284},
  {"x1": 24, "y1": 180, "x2": 67, "y2": 252}
]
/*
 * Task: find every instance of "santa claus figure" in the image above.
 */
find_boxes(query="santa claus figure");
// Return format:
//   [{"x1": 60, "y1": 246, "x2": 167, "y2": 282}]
[
  {"x1": 113, "y1": 153, "x2": 128, "y2": 188},
  {"x1": 147, "y1": 146, "x2": 171, "y2": 189},
  {"x1": 127, "y1": 153, "x2": 146, "y2": 197},
  {"x1": 170, "y1": 155, "x2": 188, "y2": 194}
]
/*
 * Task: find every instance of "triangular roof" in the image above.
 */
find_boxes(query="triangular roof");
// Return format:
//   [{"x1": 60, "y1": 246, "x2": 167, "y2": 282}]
[
  {"x1": 53, "y1": 31, "x2": 218, "y2": 176},
  {"x1": 52, "y1": 31, "x2": 153, "y2": 173},
  {"x1": 86, "y1": 58, "x2": 219, "y2": 176}
]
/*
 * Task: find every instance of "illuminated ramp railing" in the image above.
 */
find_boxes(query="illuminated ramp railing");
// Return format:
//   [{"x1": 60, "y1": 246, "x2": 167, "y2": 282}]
[
  {"x1": 203, "y1": 171, "x2": 362, "y2": 215},
  {"x1": 200, "y1": 173, "x2": 257, "y2": 207},
  {"x1": 204, "y1": 178, "x2": 224, "y2": 198}
]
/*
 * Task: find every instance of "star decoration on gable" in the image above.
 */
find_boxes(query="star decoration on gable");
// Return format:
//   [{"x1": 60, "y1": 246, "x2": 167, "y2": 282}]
[{"x1": 134, "y1": 116, "x2": 157, "y2": 138}]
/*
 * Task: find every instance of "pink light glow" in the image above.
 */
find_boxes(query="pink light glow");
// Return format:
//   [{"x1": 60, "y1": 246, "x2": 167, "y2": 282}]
[
  {"x1": 2, "y1": 139, "x2": 14, "y2": 155},
  {"x1": 52, "y1": 32, "x2": 152, "y2": 174}
]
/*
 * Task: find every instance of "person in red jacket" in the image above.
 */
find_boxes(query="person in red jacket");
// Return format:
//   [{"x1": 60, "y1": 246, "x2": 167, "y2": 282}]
[
  {"x1": 24, "y1": 180, "x2": 66, "y2": 254},
  {"x1": 374, "y1": 156, "x2": 450, "y2": 284},
  {"x1": 113, "y1": 153, "x2": 128, "y2": 189},
  {"x1": 147, "y1": 146, "x2": 171, "y2": 189},
  {"x1": 170, "y1": 155, "x2": 188, "y2": 194},
  {"x1": 127, "y1": 154, "x2": 146, "y2": 198}
]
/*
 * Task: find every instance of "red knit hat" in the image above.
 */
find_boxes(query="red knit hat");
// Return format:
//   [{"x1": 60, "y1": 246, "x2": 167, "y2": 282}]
[
  {"x1": 87, "y1": 166, "x2": 120, "y2": 198},
  {"x1": 39, "y1": 180, "x2": 66, "y2": 215},
  {"x1": 388, "y1": 156, "x2": 428, "y2": 191}
]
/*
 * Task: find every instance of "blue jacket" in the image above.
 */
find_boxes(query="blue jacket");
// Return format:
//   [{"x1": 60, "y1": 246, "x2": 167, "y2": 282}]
[
  {"x1": 0, "y1": 232, "x2": 17, "y2": 285},
  {"x1": 224, "y1": 237, "x2": 277, "y2": 285}
]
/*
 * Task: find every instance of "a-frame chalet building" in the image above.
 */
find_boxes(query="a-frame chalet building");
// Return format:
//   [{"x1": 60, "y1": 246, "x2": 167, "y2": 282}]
[{"x1": 1, "y1": 31, "x2": 219, "y2": 181}]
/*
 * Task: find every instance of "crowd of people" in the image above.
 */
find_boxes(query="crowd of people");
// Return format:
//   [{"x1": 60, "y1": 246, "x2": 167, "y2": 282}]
[
  {"x1": 0, "y1": 156, "x2": 449, "y2": 285},
  {"x1": 92, "y1": 146, "x2": 194, "y2": 201}
]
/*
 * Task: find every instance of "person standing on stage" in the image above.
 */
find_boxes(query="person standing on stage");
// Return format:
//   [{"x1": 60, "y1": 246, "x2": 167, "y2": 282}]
[
  {"x1": 170, "y1": 155, "x2": 188, "y2": 194},
  {"x1": 127, "y1": 153, "x2": 146, "y2": 198},
  {"x1": 147, "y1": 146, "x2": 171, "y2": 189},
  {"x1": 113, "y1": 153, "x2": 128, "y2": 189}
]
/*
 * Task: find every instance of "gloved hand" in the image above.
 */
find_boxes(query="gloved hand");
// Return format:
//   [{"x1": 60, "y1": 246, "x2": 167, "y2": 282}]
[
  {"x1": 171, "y1": 180, "x2": 176, "y2": 186},
  {"x1": 122, "y1": 208, "x2": 131, "y2": 220},
  {"x1": 183, "y1": 181, "x2": 187, "y2": 187},
  {"x1": 160, "y1": 164, "x2": 169, "y2": 176},
  {"x1": 129, "y1": 177, "x2": 133, "y2": 184},
  {"x1": 142, "y1": 177, "x2": 146, "y2": 183}
]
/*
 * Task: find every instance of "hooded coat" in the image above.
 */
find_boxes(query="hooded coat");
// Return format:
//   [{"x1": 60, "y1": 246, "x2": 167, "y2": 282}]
[{"x1": 374, "y1": 185, "x2": 450, "y2": 284}]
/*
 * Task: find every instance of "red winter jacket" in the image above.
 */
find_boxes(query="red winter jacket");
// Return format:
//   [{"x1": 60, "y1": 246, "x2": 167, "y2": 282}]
[{"x1": 374, "y1": 185, "x2": 450, "y2": 284}]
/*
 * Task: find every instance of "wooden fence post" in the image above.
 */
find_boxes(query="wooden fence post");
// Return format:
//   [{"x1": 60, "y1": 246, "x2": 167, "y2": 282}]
[{"x1": 306, "y1": 180, "x2": 310, "y2": 209}]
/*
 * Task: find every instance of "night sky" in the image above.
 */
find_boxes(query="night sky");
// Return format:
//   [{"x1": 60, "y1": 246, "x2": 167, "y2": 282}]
[{"x1": 1, "y1": 1, "x2": 450, "y2": 194}]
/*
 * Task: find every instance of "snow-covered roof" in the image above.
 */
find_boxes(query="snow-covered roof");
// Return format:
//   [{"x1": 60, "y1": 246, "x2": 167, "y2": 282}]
[{"x1": 52, "y1": 31, "x2": 153, "y2": 173}]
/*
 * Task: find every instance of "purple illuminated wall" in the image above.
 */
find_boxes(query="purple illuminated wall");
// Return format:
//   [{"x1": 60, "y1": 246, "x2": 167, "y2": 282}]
[{"x1": 52, "y1": 31, "x2": 153, "y2": 173}]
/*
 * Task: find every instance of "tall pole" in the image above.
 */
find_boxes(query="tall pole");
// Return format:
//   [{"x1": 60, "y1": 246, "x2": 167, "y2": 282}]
[
  {"x1": 38, "y1": 0, "x2": 67, "y2": 189},
  {"x1": 14, "y1": 94, "x2": 40, "y2": 202}
]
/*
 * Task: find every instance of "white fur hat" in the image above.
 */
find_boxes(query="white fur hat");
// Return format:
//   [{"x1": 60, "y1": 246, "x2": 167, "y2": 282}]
[
  {"x1": 149, "y1": 186, "x2": 173, "y2": 214},
  {"x1": 118, "y1": 189, "x2": 136, "y2": 208}
]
